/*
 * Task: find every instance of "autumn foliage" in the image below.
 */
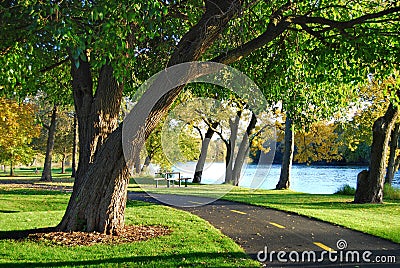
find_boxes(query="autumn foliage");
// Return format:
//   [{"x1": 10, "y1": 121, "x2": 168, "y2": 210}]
[{"x1": 0, "y1": 97, "x2": 40, "y2": 175}]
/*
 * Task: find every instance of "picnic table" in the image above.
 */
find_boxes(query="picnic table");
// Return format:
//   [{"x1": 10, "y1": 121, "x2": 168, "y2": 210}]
[{"x1": 154, "y1": 172, "x2": 189, "y2": 188}]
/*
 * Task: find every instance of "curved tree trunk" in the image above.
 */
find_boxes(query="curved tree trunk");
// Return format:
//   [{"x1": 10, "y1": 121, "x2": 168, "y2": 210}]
[
  {"x1": 58, "y1": 0, "x2": 242, "y2": 234},
  {"x1": 354, "y1": 104, "x2": 399, "y2": 203},
  {"x1": 40, "y1": 104, "x2": 58, "y2": 182},
  {"x1": 233, "y1": 112, "x2": 257, "y2": 186},
  {"x1": 57, "y1": 127, "x2": 130, "y2": 234},
  {"x1": 193, "y1": 123, "x2": 218, "y2": 183},
  {"x1": 276, "y1": 114, "x2": 294, "y2": 189},
  {"x1": 225, "y1": 110, "x2": 241, "y2": 183},
  {"x1": 385, "y1": 123, "x2": 400, "y2": 185}
]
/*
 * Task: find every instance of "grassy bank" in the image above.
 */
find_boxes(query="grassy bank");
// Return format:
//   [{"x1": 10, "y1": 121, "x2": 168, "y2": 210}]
[{"x1": 0, "y1": 186, "x2": 258, "y2": 267}]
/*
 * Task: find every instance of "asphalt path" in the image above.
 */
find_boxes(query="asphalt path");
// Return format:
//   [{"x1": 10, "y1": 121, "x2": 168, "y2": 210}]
[{"x1": 128, "y1": 191, "x2": 400, "y2": 267}]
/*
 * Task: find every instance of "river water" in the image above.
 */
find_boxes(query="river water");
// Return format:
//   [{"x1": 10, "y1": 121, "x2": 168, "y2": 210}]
[{"x1": 171, "y1": 162, "x2": 400, "y2": 194}]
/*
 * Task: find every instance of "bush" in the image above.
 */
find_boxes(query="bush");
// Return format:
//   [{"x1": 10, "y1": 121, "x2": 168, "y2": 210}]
[
  {"x1": 384, "y1": 184, "x2": 400, "y2": 200},
  {"x1": 334, "y1": 184, "x2": 356, "y2": 195}
]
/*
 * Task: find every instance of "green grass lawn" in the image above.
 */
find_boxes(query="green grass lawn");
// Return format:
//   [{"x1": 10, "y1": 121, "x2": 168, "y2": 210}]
[
  {"x1": 0, "y1": 186, "x2": 259, "y2": 267},
  {"x1": 3, "y1": 170, "x2": 399, "y2": 259},
  {"x1": 130, "y1": 181, "x2": 400, "y2": 244}
]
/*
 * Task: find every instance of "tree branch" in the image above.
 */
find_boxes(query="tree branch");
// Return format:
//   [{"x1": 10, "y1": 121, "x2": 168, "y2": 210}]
[
  {"x1": 291, "y1": 6, "x2": 400, "y2": 30},
  {"x1": 39, "y1": 57, "x2": 70, "y2": 74}
]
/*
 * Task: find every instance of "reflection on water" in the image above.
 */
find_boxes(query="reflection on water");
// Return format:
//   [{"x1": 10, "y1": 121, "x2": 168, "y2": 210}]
[{"x1": 171, "y1": 162, "x2": 400, "y2": 194}]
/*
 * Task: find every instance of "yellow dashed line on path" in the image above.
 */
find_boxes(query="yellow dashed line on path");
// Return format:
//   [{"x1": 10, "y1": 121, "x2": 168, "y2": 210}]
[
  {"x1": 313, "y1": 242, "x2": 334, "y2": 252},
  {"x1": 269, "y1": 222, "x2": 286, "y2": 229},
  {"x1": 230, "y1": 209, "x2": 247, "y2": 215},
  {"x1": 188, "y1": 201, "x2": 203, "y2": 205}
]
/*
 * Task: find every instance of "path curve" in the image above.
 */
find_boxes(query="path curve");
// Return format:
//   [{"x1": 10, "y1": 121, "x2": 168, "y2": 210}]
[{"x1": 128, "y1": 191, "x2": 400, "y2": 267}]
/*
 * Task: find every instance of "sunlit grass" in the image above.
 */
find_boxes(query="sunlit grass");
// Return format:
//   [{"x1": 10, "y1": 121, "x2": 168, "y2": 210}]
[
  {"x1": 4, "y1": 171, "x2": 399, "y2": 246},
  {"x1": 0, "y1": 186, "x2": 258, "y2": 267}
]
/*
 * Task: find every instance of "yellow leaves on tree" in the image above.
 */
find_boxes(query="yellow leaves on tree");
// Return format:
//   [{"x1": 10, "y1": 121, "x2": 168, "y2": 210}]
[
  {"x1": 294, "y1": 121, "x2": 342, "y2": 164},
  {"x1": 342, "y1": 73, "x2": 399, "y2": 150},
  {"x1": 0, "y1": 97, "x2": 40, "y2": 165}
]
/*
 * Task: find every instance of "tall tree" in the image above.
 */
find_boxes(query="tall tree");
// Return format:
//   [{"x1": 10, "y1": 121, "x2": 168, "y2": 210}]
[
  {"x1": 355, "y1": 75, "x2": 400, "y2": 203},
  {"x1": 2, "y1": 0, "x2": 400, "y2": 232},
  {"x1": 53, "y1": 110, "x2": 75, "y2": 174},
  {"x1": 276, "y1": 115, "x2": 294, "y2": 189},
  {"x1": 0, "y1": 97, "x2": 40, "y2": 176},
  {"x1": 385, "y1": 123, "x2": 400, "y2": 185},
  {"x1": 40, "y1": 104, "x2": 58, "y2": 181}
]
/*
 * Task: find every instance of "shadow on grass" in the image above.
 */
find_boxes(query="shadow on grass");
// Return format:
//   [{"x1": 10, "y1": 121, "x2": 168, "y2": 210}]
[
  {"x1": 0, "y1": 252, "x2": 256, "y2": 268},
  {"x1": 0, "y1": 210, "x2": 19, "y2": 213},
  {"x1": 0, "y1": 227, "x2": 57, "y2": 240},
  {"x1": 0, "y1": 188, "x2": 68, "y2": 195}
]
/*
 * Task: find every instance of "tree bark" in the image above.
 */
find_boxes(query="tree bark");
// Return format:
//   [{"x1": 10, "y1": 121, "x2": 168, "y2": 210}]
[
  {"x1": 141, "y1": 156, "x2": 151, "y2": 173},
  {"x1": 354, "y1": 104, "x2": 399, "y2": 203},
  {"x1": 61, "y1": 154, "x2": 66, "y2": 174},
  {"x1": 233, "y1": 112, "x2": 257, "y2": 186},
  {"x1": 193, "y1": 123, "x2": 218, "y2": 183},
  {"x1": 10, "y1": 157, "x2": 14, "y2": 177},
  {"x1": 225, "y1": 110, "x2": 241, "y2": 183},
  {"x1": 40, "y1": 104, "x2": 58, "y2": 182},
  {"x1": 385, "y1": 123, "x2": 400, "y2": 185},
  {"x1": 57, "y1": 127, "x2": 130, "y2": 234},
  {"x1": 58, "y1": 0, "x2": 242, "y2": 234},
  {"x1": 276, "y1": 114, "x2": 294, "y2": 189},
  {"x1": 71, "y1": 113, "x2": 77, "y2": 178},
  {"x1": 72, "y1": 61, "x2": 123, "y2": 189}
]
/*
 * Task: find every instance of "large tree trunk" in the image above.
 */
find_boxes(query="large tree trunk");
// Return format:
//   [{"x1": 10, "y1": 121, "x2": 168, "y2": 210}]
[
  {"x1": 193, "y1": 123, "x2": 218, "y2": 183},
  {"x1": 40, "y1": 104, "x2": 58, "y2": 182},
  {"x1": 225, "y1": 110, "x2": 242, "y2": 183},
  {"x1": 354, "y1": 104, "x2": 399, "y2": 203},
  {"x1": 71, "y1": 113, "x2": 78, "y2": 178},
  {"x1": 276, "y1": 114, "x2": 294, "y2": 189},
  {"x1": 59, "y1": 61, "x2": 124, "y2": 233},
  {"x1": 233, "y1": 112, "x2": 257, "y2": 186},
  {"x1": 57, "y1": 127, "x2": 130, "y2": 234},
  {"x1": 385, "y1": 123, "x2": 400, "y2": 185},
  {"x1": 58, "y1": 0, "x2": 242, "y2": 234},
  {"x1": 72, "y1": 62, "x2": 123, "y2": 189}
]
